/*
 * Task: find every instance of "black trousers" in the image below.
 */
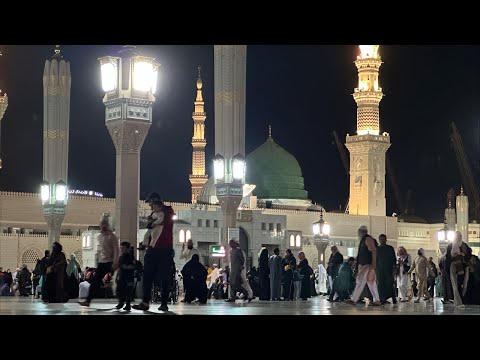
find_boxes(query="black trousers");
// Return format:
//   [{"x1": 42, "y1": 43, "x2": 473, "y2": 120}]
[
  {"x1": 427, "y1": 278, "x2": 435, "y2": 298},
  {"x1": 142, "y1": 247, "x2": 173, "y2": 305},
  {"x1": 86, "y1": 262, "x2": 112, "y2": 303},
  {"x1": 117, "y1": 277, "x2": 134, "y2": 303}
]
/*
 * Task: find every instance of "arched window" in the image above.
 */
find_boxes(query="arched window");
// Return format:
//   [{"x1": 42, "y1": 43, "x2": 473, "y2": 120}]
[
  {"x1": 179, "y1": 229, "x2": 185, "y2": 243},
  {"x1": 82, "y1": 236, "x2": 87, "y2": 248},
  {"x1": 289, "y1": 235, "x2": 295, "y2": 247},
  {"x1": 295, "y1": 235, "x2": 301, "y2": 247},
  {"x1": 186, "y1": 230, "x2": 192, "y2": 241}
]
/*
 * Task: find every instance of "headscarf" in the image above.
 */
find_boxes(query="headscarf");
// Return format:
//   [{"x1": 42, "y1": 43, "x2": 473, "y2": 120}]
[
  {"x1": 66, "y1": 254, "x2": 80, "y2": 279},
  {"x1": 452, "y1": 231, "x2": 463, "y2": 256},
  {"x1": 418, "y1": 248, "x2": 425, "y2": 257}
]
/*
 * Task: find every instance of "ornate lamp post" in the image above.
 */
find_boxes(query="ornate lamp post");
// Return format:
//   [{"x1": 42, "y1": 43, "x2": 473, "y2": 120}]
[
  {"x1": 436, "y1": 220, "x2": 455, "y2": 255},
  {"x1": 41, "y1": 180, "x2": 68, "y2": 249},
  {"x1": 312, "y1": 209, "x2": 331, "y2": 266},
  {"x1": 213, "y1": 153, "x2": 245, "y2": 266},
  {"x1": 0, "y1": 90, "x2": 8, "y2": 170},
  {"x1": 98, "y1": 47, "x2": 159, "y2": 255}
]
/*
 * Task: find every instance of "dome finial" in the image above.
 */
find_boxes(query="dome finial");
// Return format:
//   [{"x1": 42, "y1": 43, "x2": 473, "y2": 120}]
[
  {"x1": 268, "y1": 125, "x2": 272, "y2": 139},
  {"x1": 52, "y1": 45, "x2": 63, "y2": 60},
  {"x1": 461, "y1": 186, "x2": 464, "y2": 195}
]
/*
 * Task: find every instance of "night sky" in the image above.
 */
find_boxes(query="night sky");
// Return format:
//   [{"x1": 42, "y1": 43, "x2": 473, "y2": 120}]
[{"x1": 1, "y1": 45, "x2": 480, "y2": 223}]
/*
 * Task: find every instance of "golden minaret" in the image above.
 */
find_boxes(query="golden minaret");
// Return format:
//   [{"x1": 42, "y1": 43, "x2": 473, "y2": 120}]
[{"x1": 189, "y1": 66, "x2": 208, "y2": 203}]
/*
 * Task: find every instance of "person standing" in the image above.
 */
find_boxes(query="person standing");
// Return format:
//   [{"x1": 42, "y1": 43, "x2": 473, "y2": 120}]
[
  {"x1": 258, "y1": 248, "x2": 270, "y2": 301},
  {"x1": 226, "y1": 239, "x2": 253, "y2": 302},
  {"x1": 396, "y1": 246, "x2": 411, "y2": 302},
  {"x1": 115, "y1": 241, "x2": 136, "y2": 311},
  {"x1": 408, "y1": 248, "x2": 431, "y2": 303},
  {"x1": 19, "y1": 265, "x2": 32, "y2": 297},
  {"x1": 446, "y1": 231, "x2": 472, "y2": 307},
  {"x1": 439, "y1": 253, "x2": 453, "y2": 303},
  {"x1": 282, "y1": 249, "x2": 296, "y2": 301},
  {"x1": 427, "y1": 257, "x2": 438, "y2": 299},
  {"x1": 79, "y1": 214, "x2": 119, "y2": 307},
  {"x1": 44, "y1": 242, "x2": 68, "y2": 303},
  {"x1": 345, "y1": 226, "x2": 382, "y2": 306},
  {"x1": 180, "y1": 239, "x2": 202, "y2": 264},
  {"x1": 65, "y1": 254, "x2": 81, "y2": 300},
  {"x1": 268, "y1": 248, "x2": 282, "y2": 301},
  {"x1": 297, "y1": 252, "x2": 311, "y2": 300},
  {"x1": 316, "y1": 264, "x2": 327, "y2": 295},
  {"x1": 376, "y1": 234, "x2": 397, "y2": 305},
  {"x1": 133, "y1": 198, "x2": 175, "y2": 312},
  {"x1": 326, "y1": 246, "x2": 343, "y2": 294}
]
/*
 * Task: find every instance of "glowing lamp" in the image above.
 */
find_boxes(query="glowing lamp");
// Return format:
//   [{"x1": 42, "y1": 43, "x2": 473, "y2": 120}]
[
  {"x1": 232, "y1": 153, "x2": 246, "y2": 181},
  {"x1": 213, "y1": 154, "x2": 225, "y2": 181}
]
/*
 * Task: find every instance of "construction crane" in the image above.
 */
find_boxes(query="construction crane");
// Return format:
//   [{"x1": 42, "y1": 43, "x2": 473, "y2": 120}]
[
  {"x1": 450, "y1": 122, "x2": 480, "y2": 222},
  {"x1": 332, "y1": 131, "x2": 350, "y2": 212},
  {"x1": 404, "y1": 189, "x2": 412, "y2": 214},
  {"x1": 386, "y1": 155, "x2": 405, "y2": 214}
]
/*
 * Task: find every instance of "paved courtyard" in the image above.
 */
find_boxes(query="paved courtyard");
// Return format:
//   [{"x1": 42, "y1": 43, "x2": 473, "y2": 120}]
[{"x1": 1, "y1": 296, "x2": 479, "y2": 315}]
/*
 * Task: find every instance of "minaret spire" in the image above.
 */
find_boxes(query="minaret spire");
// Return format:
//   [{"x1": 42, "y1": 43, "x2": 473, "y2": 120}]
[
  {"x1": 345, "y1": 45, "x2": 391, "y2": 216},
  {"x1": 189, "y1": 66, "x2": 208, "y2": 203},
  {"x1": 268, "y1": 125, "x2": 272, "y2": 139},
  {"x1": 353, "y1": 45, "x2": 383, "y2": 136}
]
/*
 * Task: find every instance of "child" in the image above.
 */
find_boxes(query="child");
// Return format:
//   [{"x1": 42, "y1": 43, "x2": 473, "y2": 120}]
[{"x1": 116, "y1": 241, "x2": 136, "y2": 311}]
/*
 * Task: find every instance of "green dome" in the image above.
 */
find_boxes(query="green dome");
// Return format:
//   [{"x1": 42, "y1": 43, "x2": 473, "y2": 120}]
[{"x1": 246, "y1": 136, "x2": 308, "y2": 200}]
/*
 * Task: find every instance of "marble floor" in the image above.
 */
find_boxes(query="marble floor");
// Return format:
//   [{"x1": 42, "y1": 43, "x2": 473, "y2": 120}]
[{"x1": 0, "y1": 296, "x2": 479, "y2": 315}]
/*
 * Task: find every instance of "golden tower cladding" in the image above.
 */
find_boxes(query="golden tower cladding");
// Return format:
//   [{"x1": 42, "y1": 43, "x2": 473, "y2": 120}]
[
  {"x1": 189, "y1": 66, "x2": 208, "y2": 203},
  {"x1": 346, "y1": 45, "x2": 391, "y2": 217}
]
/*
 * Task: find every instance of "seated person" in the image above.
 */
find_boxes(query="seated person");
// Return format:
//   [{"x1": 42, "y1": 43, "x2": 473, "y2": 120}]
[{"x1": 181, "y1": 254, "x2": 208, "y2": 304}]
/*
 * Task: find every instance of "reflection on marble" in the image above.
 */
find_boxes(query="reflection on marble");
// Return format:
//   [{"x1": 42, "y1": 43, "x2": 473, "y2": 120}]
[{"x1": 0, "y1": 296, "x2": 478, "y2": 315}]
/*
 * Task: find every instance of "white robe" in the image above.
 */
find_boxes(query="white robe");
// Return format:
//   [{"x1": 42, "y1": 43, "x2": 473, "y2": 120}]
[{"x1": 316, "y1": 264, "x2": 327, "y2": 294}]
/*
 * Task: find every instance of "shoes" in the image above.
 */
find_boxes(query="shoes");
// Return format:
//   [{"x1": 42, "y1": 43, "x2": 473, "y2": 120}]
[
  {"x1": 244, "y1": 297, "x2": 254, "y2": 302},
  {"x1": 344, "y1": 299, "x2": 356, "y2": 305},
  {"x1": 158, "y1": 303, "x2": 169, "y2": 311},
  {"x1": 124, "y1": 303, "x2": 131, "y2": 311},
  {"x1": 115, "y1": 302, "x2": 125, "y2": 309},
  {"x1": 132, "y1": 302, "x2": 150, "y2": 311},
  {"x1": 370, "y1": 301, "x2": 382, "y2": 306},
  {"x1": 78, "y1": 301, "x2": 90, "y2": 307},
  {"x1": 392, "y1": 298, "x2": 397, "y2": 304},
  {"x1": 400, "y1": 299, "x2": 408, "y2": 303},
  {"x1": 225, "y1": 298, "x2": 235, "y2": 303}
]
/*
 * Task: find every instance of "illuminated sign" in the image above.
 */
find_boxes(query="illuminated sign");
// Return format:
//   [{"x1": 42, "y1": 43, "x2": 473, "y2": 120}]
[
  {"x1": 68, "y1": 189, "x2": 104, "y2": 197},
  {"x1": 210, "y1": 245, "x2": 226, "y2": 258}
]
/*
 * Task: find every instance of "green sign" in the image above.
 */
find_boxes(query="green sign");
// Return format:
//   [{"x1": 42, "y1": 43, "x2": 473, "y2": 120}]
[{"x1": 210, "y1": 245, "x2": 226, "y2": 258}]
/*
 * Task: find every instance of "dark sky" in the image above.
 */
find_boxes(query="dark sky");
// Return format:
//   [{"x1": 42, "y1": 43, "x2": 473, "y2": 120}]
[{"x1": 1, "y1": 45, "x2": 480, "y2": 223}]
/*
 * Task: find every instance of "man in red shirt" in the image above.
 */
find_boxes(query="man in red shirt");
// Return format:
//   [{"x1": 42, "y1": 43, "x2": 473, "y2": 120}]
[{"x1": 133, "y1": 196, "x2": 175, "y2": 312}]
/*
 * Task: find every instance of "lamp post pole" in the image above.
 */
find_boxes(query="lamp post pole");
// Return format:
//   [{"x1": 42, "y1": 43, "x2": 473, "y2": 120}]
[
  {"x1": 0, "y1": 90, "x2": 7, "y2": 171},
  {"x1": 99, "y1": 47, "x2": 159, "y2": 258},
  {"x1": 437, "y1": 220, "x2": 454, "y2": 256},
  {"x1": 214, "y1": 154, "x2": 245, "y2": 267},
  {"x1": 41, "y1": 180, "x2": 68, "y2": 250},
  {"x1": 313, "y1": 209, "x2": 331, "y2": 266}
]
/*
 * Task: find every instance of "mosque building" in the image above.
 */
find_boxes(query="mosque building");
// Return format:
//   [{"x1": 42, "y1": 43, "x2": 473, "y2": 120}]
[{"x1": 1, "y1": 45, "x2": 478, "y2": 273}]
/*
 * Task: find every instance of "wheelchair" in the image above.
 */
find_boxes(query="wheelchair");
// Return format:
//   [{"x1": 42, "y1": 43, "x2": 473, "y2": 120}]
[{"x1": 151, "y1": 271, "x2": 180, "y2": 304}]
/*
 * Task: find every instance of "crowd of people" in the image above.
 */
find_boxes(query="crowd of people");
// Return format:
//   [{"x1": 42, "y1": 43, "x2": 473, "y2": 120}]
[{"x1": 2, "y1": 199, "x2": 480, "y2": 310}]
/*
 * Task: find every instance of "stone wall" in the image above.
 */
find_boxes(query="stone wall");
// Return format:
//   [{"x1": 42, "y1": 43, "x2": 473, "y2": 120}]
[{"x1": 0, "y1": 233, "x2": 82, "y2": 271}]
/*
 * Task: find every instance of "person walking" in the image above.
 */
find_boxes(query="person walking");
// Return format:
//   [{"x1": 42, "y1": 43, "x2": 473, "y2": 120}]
[
  {"x1": 376, "y1": 234, "x2": 397, "y2": 305},
  {"x1": 258, "y1": 248, "x2": 270, "y2": 301},
  {"x1": 79, "y1": 214, "x2": 119, "y2": 307},
  {"x1": 345, "y1": 226, "x2": 382, "y2": 306},
  {"x1": 408, "y1": 248, "x2": 431, "y2": 303},
  {"x1": 225, "y1": 239, "x2": 253, "y2": 302}
]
